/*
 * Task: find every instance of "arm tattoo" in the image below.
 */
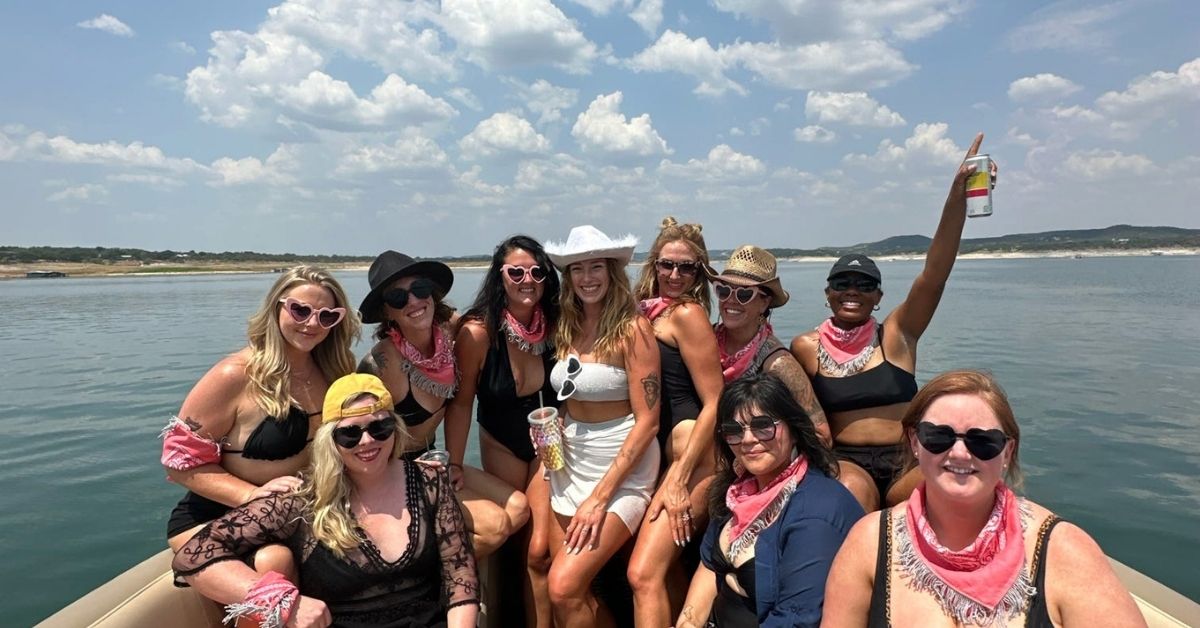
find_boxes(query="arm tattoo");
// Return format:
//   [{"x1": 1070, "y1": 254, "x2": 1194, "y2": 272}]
[
  {"x1": 358, "y1": 349, "x2": 387, "y2": 375},
  {"x1": 183, "y1": 416, "x2": 203, "y2": 432},
  {"x1": 641, "y1": 372, "x2": 661, "y2": 410},
  {"x1": 773, "y1": 358, "x2": 828, "y2": 426}
]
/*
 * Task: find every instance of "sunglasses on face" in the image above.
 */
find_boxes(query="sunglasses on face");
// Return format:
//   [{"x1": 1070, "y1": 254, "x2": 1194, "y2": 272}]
[
  {"x1": 383, "y1": 278, "x2": 437, "y2": 309},
  {"x1": 279, "y1": 297, "x2": 346, "y2": 329},
  {"x1": 719, "y1": 415, "x2": 780, "y2": 445},
  {"x1": 828, "y1": 276, "x2": 880, "y2": 293},
  {"x1": 714, "y1": 282, "x2": 766, "y2": 305},
  {"x1": 556, "y1": 354, "x2": 583, "y2": 401},
  {"x1": 501, "y1": 264, "x2": 547, "y2": 284},
  {"x1": 915, "y1": 422, "x2": 1009, "y2": 460},
  {"x1": 333, "y1": 415, "x2": 398, "y2": 449},
  {"x1": 655, "y1": 259, "x2": 701, "y2": 277}
]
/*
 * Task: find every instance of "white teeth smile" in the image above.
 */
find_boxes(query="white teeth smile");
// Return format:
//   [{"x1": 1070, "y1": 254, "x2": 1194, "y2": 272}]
[
  {"x1": 944, "y1": 464, "x2": 975, "y2": 475},
  {"x1": 355, "y1": 448, "x2": 381, "y2": 463}
]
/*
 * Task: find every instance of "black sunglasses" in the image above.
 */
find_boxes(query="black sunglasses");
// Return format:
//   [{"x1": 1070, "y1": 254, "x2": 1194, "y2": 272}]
[
  {"x1": 915, "y1": 422, "x2": 1008, "y2": 460},
  {"x1": 828, "y1": 276, "x2": 880, "y2": 293},
  {"x1": 655, "y1": 259, "x2": 701, "y2": 276},
  {"x1": 383, "y1": 278, "x2": 437, "y2": 309},
  {"x1": 719, "y1": 415, "x2": 780, "y2": 445},
  {"x1": 333, "y1": 416, "x2": 398, "y2": 449},
  {"x1": 714, "y1": 282, "x2": 765, "y2": 305}
]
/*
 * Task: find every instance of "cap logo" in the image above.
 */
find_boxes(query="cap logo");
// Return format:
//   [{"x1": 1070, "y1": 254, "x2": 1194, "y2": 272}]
[{"x1": 849, "y1": 260, "x2": 861, "y2": 266}]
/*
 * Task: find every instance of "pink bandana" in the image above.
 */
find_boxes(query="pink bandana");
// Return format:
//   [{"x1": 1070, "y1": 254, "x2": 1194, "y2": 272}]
[
  {"x1": 638, "y1": 297, "x2": 673, "y2": 321},
  {"x1": 725, "y1": 454, "x2": 808, "y2": 557},
  {"x1": 817, "y1": 316, "x2": 877, "y2": 365},
  {"x1": 221, "y1": 570, "x2": 298, "y2": 628},
  {"x1": 502, "y1": 306, "x2": 548, "y2": 355},
  {"x1": 387, "y1": 326, "x2": 458, "y2": 397},
  {"x1": 905, "y1": 482, "x2": 1025, "y2": 610},
  {"x1": 715, "y1": 321, "x2": 773, "y2": 383},
  {"x1": 159, "y1": 416, "x2": 220, "y2": 471}
]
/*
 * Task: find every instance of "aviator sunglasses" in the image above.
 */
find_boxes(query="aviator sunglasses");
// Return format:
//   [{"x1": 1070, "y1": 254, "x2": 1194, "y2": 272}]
[
  {"x1": 383, "y1": 278, "x2": 437, "y2": 309},
  {"x1": 714, "y1": 282, "x2": 766, "y2": 306},
  {"x1": 501, "y1": 264, "x2": 548, "y2": 284},
  {"x1": 915, "y1": 422, "x2": 1008, "y2": 460},
  {"x1": 719, "y1": 415, "x2": 780, "y2": 445},
  {"x1": 333, "y1": 415, "x2": 398, "y2": 449},
  {"x1": 279, "y1": 297, "x2": 346, "y2": 329},
  {"x1": 828, "y1": 276, "x2": 880, "y2": 293},
  {"x1": 655, "y1": 259, "x2": 701, "y2": 276}
]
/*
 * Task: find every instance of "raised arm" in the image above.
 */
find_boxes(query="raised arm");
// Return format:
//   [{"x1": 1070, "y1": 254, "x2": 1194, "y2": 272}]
[
  {"x1": 445, "y1": 321, "x2": 488, "y2": 490},
  {"x1": 890, "y1": 132, "x2": 991, "y2": 344},
  {"x1": 424, "y1": 464, "x2": 481, "y2": 627}
]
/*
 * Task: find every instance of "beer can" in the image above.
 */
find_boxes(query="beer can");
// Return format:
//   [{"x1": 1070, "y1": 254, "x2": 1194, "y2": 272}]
[{"x1": 964, "y1": 154, "x2": 992, "y2": 218}]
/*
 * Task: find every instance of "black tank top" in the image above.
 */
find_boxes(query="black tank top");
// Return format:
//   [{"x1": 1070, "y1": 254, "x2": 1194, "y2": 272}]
[
  {"x1": 867, "y1": 508, "x2": 1061, "y2": 628},
  {"x1": 657, "y1": 339, "x2": 702, "y2": 449},
  {"x1": 223, "y1": 406, "x2": 316, "y2": 460},
  {"x1": 811, "y1": 326, "x2": 918, "y2": 414}
]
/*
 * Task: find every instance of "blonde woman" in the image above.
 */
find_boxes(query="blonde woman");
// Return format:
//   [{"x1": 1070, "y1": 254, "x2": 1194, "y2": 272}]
[
  {"x1": 627, "y1": 217, "x2": 724, "y2": 627},
  {"x1": 162, "y1": 265, "x2": 358, "y2": 580},
  {"x1": 542, "y1": 225, "x2": 661, "y2": 627},
  {"x1": 173, "y1": 373, "x2": 479, "y2": 628}
]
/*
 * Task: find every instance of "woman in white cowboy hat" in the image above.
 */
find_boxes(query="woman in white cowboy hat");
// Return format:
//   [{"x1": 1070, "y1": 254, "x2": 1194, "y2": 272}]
[
  {"x1": 541, "y1": 225, "x2": 662, "y2": 627},
  {"x1": 357, "y1": 250, "x2": 526, "y2": 560},
  {"x1": 711, "y1": 246, "x2": 831, "y2": 445}
]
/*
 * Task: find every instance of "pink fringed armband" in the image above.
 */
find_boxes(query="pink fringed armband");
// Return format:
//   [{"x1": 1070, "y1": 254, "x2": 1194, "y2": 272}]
[
  {"x1": 222, "y1": 570, "x2": 298, "y2": 628},
  {"x1": 160, "y1": 416, "x2": 221, "y2": 471}
]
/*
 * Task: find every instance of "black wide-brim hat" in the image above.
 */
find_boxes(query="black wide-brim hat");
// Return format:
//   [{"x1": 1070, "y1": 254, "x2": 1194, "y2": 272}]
[{"x1": 359, "y1": 250, "x2": 454, "y2": 324}]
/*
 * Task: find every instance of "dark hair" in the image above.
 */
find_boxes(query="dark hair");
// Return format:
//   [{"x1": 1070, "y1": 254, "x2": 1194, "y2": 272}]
[
  {"x1": 372, "y1": 283, "x2": 456, "y2": 341},
  {"x1": 708, "y1": 372, "x2": 839, "y2": 520},
  {"x1": 461, "y1": 235, "x2": 561, "y2": 347}
]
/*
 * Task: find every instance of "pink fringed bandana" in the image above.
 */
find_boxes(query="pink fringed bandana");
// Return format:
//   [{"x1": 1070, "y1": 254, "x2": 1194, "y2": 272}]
[
  {"x1": 715, "y1": 321, "x2": 772, "y2": 383},
  {"x1": 816, "y1": 317, "x2": 877, "y2": 376},
  {"x1": 387, "y1": 326, "x2": 459, "y2": 398},
  {"x1": 501, "y1": 306, "x2": 548, "y2": 355},
  {"x1": 159, "y1": 416, "x2": 221, "y2": 471},
  {"x1": 725, "y1": 454, "x2": 807, "y2": 558},
  {"x1": 222, "y1": 570, "x2": 298, "y2": 628},
  {"x1": 638, "y1": 297, "x2": 673, "y2": 322}
]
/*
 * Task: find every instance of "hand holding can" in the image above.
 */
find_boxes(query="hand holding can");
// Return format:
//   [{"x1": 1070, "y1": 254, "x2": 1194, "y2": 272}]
[{"x1": 528, "y1": 407, "x2": 565, "y2": 471}]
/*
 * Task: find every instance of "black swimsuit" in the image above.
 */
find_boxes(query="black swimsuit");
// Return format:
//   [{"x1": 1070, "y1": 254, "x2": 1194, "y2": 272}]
[
  {"x1": 476, "y1": 339, "x2": 557, "y2": 463},
  {"x1": 706, "y1": 518, "x2": 760, "y2": 628},
  {"x1": 393, "y1": 388, "x2": 445, "y2": 427},
  {"x1": 657, "y1": 339, "x2": 702, "y2": 452},
  {"x1": 167, "y1": 406, "x2": 317, "y2": 537}
]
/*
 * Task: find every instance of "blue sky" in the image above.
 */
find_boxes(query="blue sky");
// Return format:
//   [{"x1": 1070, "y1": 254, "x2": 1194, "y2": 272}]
[{"x1": 1, "y1": 0, "x2": 1197, "y2": 256}]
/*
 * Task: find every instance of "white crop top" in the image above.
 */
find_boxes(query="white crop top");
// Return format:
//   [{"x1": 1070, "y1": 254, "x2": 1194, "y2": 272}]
[{"x1": 550, "y1": 355, "x2": 630, "y2": 403}]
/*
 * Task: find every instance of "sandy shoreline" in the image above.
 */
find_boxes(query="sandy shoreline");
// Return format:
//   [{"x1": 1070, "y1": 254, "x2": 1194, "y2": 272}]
[{"x1": 2, "y1": 248, "x2": 1195, "y2": 280}]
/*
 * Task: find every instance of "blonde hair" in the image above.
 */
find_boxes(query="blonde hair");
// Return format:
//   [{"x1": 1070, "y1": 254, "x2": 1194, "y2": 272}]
[
  {"x1": 245, "y1": 265, "x2": 361, "y2": 419},
  {"x1": 302, "y1": 395, "x2": 411, "y2": 558},
  {"x1": 557, "y1": 258, "x2": 639, "y2": 361},
  {"x1": 634, "y1": 216, "x2": 713, "y2": 315}
]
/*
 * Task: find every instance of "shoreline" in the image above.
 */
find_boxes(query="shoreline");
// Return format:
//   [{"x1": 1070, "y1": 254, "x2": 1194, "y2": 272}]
[{"x1": 3, "y1": 248, "x2": 1195, "y2": 280}]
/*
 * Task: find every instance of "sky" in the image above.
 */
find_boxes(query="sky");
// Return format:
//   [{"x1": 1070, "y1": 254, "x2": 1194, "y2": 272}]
[{"x1": 1, "y1": 0, "x2": 1198, "y2": 256}]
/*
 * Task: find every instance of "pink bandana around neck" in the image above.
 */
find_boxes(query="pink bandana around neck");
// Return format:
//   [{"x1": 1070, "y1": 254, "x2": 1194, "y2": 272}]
[
  {"x1": 905, "y1": 482, "x2": 1025, "y2": 610},
  {"x1": 638, "y1": 297, "x2": 673, "y2": 321},
  {"x1": 816, "y1": 316, "x2": 877, "y2": 365},
  {"x1": 726, "y1": 454, "x2": 808, "y2": 556},
  {"x1": 387, "y1": 325, "x2": 457, "y2": 394},
  {"x1": 715, "y1": 321, "x2": 773, "y2": 383},
  {"x1": 502, "y1": 306, "x2": 548, "y2": 354}
]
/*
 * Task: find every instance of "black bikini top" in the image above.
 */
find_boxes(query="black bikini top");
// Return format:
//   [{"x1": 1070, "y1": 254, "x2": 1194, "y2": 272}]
[
  {"x1": 709, "y1": 518, "x2": 758, "y2": 600},
  {"x1": 394, "y1": 388, "x2": 446, "y2": 427},
  {"x1": 224, "y1": 406, "x2": 317, "y2": 461},
  {"x1": 810, "y1": 325, "x2": 918, "y2": 414}
]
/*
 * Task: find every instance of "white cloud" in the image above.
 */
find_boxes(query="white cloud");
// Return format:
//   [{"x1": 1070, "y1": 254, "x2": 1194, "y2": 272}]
[
  {"x1": 1095, "y1": 57, "x2": 1200, "y2": 119},
  {"x1": 515, "y1": 156, "x2": 589, "y2": 192},
  {"x1": 566, "y1": 0, "x2": 630, "y2": 13},
  {"x1": 709, "y1": 0, "x2": 965, "y2": 43},
  {"x1": 724, "y1": 39, "x2": 915, "y2": 91},
  {"x1": 210, "y1": 145, "x2": 300, "y2": 186},
  {"x1": 171, "y1": 41, "x2": 197, "y2": 55},
  {"x1": 438, "y1": 0, "x2": 599, "y2": 74},
  {"x1": 21, "y1": 132, "x2": 203, "y2": 173},
  {"x1": 629, "y1": 0, "x2": 664, "y2": 36},
  {"x1": 77, "y1": 14, "x2": 134, "y2": 38},
  {"x1": 572, "y1": 92, "x2": 672, "y2": 156},
  {"x1": 794, "y1": 125, "x2": 836, "y2": 143},
  {"x1": 106, "y1": 173, "x2": 185, "y2": 188},
  {"x1": 504, "y1": 78, "x2": 579, "y2": 125},
  {"x1": 1008, "y1": 73, "x2": 1082, "y2": 103},
  {"x1": 48, "y1": 184, "x2": 109, "y2": 202},
  {"x1": 844, "y1": 122, "x2": 962, "y2": 169},
  {"x1": 276, "y1": 71, "x2": 456, "y2": 129},
  {"x1": 805, "y1": 91, "x2": 905, "y2": 127},
  {"x1": 659, "y1": 144, "x2": 765, "y2": 180},
  {"x1": 336, "y1": 135, "x2": 451, "y2": 175},
  {"x1": 627, "y1": 30, "x2": 744, "y2": 97},
  {"x1": 1062, "y1": 149, "x2": 1156, "y2": 180},
  {"x1": 460, "y1": 113, "x2": 551, "y2": 158},
  {"x1": 1005, "y1": 0, "x2": 1130, "y2": 52},
  {"x1": 0, "y1": 130, "x2": 18, "y2": 160},
  {"x1": 446, "y1": 87, "x2": 482, "y2": 111}
]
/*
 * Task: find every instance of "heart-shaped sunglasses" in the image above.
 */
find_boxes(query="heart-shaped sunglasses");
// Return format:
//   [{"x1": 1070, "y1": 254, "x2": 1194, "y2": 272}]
[{"x1": 279, "y1": 297, "x2": 346, "y2": 329}]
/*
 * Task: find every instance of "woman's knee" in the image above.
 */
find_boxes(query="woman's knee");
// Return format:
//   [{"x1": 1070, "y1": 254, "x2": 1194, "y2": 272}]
[
  {"x1": 547, "y1": 565, "x2": 589, "y2": 606},
  {"x1": 838, "y1": 460, "x2": 880, "y2": 512},
  {"x1": 505, "y1": 489, "x2": 531, "y2": 531},
  {"x1": 253, "y1": 544, "x2": 297, "y2": 580},
  {"x1": 626, "y1": 544, "x2": 668, "y2": 593}
]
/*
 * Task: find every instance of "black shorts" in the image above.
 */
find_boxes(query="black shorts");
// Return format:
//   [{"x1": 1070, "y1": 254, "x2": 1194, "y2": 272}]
[
  {"x1": 167, "y1": 491, "x2": 231, "y2": 538},
  {"x1": 834, "y1": 443, "x2": 904, "y2": 499}
]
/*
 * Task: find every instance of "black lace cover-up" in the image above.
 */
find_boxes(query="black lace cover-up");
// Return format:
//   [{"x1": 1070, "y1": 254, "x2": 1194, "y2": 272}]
[{"x1": 172, "y1": 460, "x2": 479, "y2": 628}]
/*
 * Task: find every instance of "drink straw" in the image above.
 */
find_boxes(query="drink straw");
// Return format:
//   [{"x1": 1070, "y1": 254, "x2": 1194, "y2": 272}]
[{"x1": 539, "y1": 390, "x2": 544, "y2": 409}]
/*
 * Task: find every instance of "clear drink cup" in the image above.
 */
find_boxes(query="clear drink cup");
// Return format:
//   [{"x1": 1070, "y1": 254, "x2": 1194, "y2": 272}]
[{"x1": 527, "y1": 407, "x2": 565, "y2": 471}]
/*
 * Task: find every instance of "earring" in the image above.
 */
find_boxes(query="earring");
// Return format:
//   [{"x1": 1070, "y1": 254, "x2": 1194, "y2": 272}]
[{"x1": 873, "y1": 305, "x2": 881, "y2": 311}]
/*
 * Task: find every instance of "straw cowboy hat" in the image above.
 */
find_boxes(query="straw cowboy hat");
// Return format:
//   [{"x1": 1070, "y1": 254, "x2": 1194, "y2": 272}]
[
  {"x1": 715, "y1": 245, "x2": 790, "y2": 308},
  {"x1": 358, "y1": 250, "x2": 454, "y2": 324},
  {"x1": 544, "y1": 225, "x2": 638, "y2": 269}
]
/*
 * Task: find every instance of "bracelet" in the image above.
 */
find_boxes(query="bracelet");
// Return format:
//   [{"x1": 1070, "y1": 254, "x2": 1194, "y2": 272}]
[{"x1": 222, "y1": 571, "x2": 298, "y2": 628}]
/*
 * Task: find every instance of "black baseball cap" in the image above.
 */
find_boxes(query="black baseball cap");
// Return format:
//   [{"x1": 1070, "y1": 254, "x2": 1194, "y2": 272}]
[{"x1": 826, "y1": 254, "x2": 881, "y2": 282}]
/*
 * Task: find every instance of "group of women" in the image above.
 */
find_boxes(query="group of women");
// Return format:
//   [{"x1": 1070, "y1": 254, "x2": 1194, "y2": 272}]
[{"x1": 161, "y1": 133, "x2": 1146, "y2": 627}]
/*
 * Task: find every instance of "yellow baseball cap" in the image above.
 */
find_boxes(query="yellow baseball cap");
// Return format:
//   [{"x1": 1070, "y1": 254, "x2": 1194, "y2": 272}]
[{"x1": 322, "y1": 373, "x2": 394, "y2": 423}]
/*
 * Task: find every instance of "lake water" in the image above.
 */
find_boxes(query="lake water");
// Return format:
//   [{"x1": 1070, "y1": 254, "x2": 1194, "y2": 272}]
[{"x1": 2, "y1": 255, "x2": 1198, "y2": 624}]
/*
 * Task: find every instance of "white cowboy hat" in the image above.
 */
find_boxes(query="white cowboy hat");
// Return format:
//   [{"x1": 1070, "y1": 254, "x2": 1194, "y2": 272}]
[{"x1": 544, "y1": 225, "x2": 638, "y2": 269}]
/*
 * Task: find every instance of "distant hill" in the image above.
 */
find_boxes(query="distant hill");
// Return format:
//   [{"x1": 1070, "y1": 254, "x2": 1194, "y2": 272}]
[{"x1": 4, "y1": 225, "x2": 1197, "y2": 265}]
